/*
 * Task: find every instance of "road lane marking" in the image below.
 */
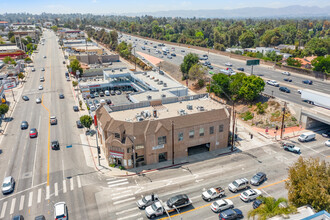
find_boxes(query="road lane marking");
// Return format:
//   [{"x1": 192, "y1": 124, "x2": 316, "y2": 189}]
[
  {"x1": 160, "y1": 178, "x2": 289, "y2": 220},
  {"x1": 113, "y1": 197, "x2": 135, "y2": 205},
  {"x1": 107, "y1": 181, "x2": 129, "y2": 188},
  {"x1": 46, "y1": 185, "x2": 50, "y2": 200},
  {"x1": 9, "y1": 198, "x2": 16, "y2": 215},
  {"x1": 37, "y1": 188, "x2": 41, "y2": 203},
  {"x1": 32, "y1": 116, "x2": 42, "y2": 188},
  {"x1": 54, "y1": 182, "x2": 58, "y2": 196},
  {"x1": 0, "y1": 201, "x2": 7, "y2": 218},
  {"x1": 261, "y1": 188, "x2": 272, "y2": 197},
  {"x1": 0, "y1": 181, "x2": 47, "y2": 202},
  {"x1": 63, "y1": 180, "x2": 67, "y2": 193},
  {"x1": 28, "y1": 191, "x2": 33, "y2": 207},
  {"x1": 77, "y1": 176, "x2": 82, "y2": 188},
  {"x1": 19, "y1": 195, "x2": 25, "y2": 211},
  {"x1": 116, "y1": 207, "x2": 139, "y2": 215},
  {"x1": 70, "y1": 178, "x2": 74, "y2": 191},
  {"x1": 112, "y1": 190, "x2": 132, "y2": 196},
  {"x1": 117, "y1": 213, "x2": 141, "y2": 220}
]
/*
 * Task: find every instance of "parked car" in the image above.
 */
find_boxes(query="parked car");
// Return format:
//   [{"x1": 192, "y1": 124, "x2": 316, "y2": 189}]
[
  {"x1": 54, "y1": 202, "x2": 68, "y2": 220},
  {"x1": 105, "y1": 90, "x2": 110, "y2": 96},
  {"x1": 219, "y1": 208, "x2": 243, "y2": 220},
  {"x1": 21, "y1": 121, "x2": 29, "y2": 130},
  {"x1": 253, "y1": 199, "x2": 263, "y2": 209},
  {"x1": 51, "y1": 140, "x2": 59, "y2": 150},
  {"x1": 32, "y1": 68, "x2": 35, "y2": 72},
  {"x1": 29, "y1": 128, "x2": 38, "y2": 138},
  {"x1": 240, "y1": 189, "x2": 262, "y2": 202},
  {"x1": 43, "y1": 56, "x2": 46, "y2": 58},
  {"x1": 73, "y1": 106, "x2": 79, "y2": 112},
  {"x1": 2, "y1": 176, "x2": 15, "y2": 194},
  {"x1": 250, "y1": 172, "x2": 267, "y2": 186},
  {"x1": 136, "y1": 194, "x2": 159, "y2": 209},
  {"x1": 302, "y1": 80, "x2": 313, "y2": 85},
  {"x1": 38, "y1": 85, "x2": 43, "y2": 90},
  {"x1": 106, "y1": 99, "x2": 112, "y2": 105},
  {"x1": 171, "y1": 53, "x2": 176, "y2": 57},
  {"x1": 76, "y1": 120, "x2": 83, "y2": 128},
  {"x1": 237, "y1": 67, "x2": 244, "y2": 71},
  {"x1": 110, "y1": 90, "x2": 116, "y2": 95},
  {"x1": 208, "y1": 65, "x2": 214, "y2": 69},
  {"x1": 59, "y1": 94, "x2": 65, "y2": 99},
  {"x1": 50, "y1": 116, "x2": 57, "y2": 125},
  {"x1": 90, "y1": 93, "x2": 95, "y2": 99},
  {"x1": 228, "y1": 178, "x2": 249, "y2": 192},
  {"x1": 115, "y1": 90, "x2": 122, "y2": 95},
  {"x1": 282, "y1": 71, "x2": 291, "y2": 76},
  {"x1": 282, "y1": 142, "x2": 301, "y2": 154},
  {"x1": 297, "y1": 90, "x2": 302, "y2": 94},
  {"x1": 93, "y1": 100, "x2": 100, "y2": 106},
  {"x1": 35, "y1": 215, "x2": 45, "y2": 220},
  {"x1": 36, "y1": 98, "x2": 41, "y2": 104},
  {"x1": 325, "y1": 140, "x2": 330, "y2": 147},
  {"x1": 181, "y1": 49, "x2": 185, "y2": 52},
  {"x1": 279, "y1": 87, "x2": 290, "y2": 93},
  {"x1": 13, "y1": 215, "x2": 24, "y2": 220},
  {"x1": 22, "y1": 96, "x2": 29, "y2": 101},
  {"x1": 167, "y1": 55, "x2": 172, "y2": 59},
  {"x1": 266, "y1": 80, "x2": 280, "y2": 87},
  {"x1": 210, "y1": 199, "x2": 233, "y2": 213},
  {"x1": 94, "y1": 92, "x2": 99, "y2": 97},
  {"x1": 283, "y1": 78, "x2": 292, "y2": 82},
  {"x1": 321, "y1": 131, "x2": 330, "y2": 138}
]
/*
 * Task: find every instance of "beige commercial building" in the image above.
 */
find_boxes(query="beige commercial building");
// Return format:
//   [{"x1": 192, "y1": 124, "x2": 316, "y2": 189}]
[{"x1": 96, "y1": 95, "x2": 230, "y2": 169}]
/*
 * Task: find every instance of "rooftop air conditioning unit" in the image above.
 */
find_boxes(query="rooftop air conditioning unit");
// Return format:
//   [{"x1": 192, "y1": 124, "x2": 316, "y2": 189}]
[
  {"x1": 197, "y1": 106, "x2": 205, "y2": 111},
  {"x1": 143, "y1": 72, "x2": 147, "y2": 75},
  {"x1": 187, "y1": 104, "x2": 193, "y2": 110},
  {"x1": 147, "y1": 75, "x2": 150, "y2": 78},
  {"x1": 161, "y1": 94, "x2": 166, "y2": 98},
  {"x1": 178, "y1": 109, "x2": 186, "y2": 115},
  {"x1": 154, "y1": 79, "x2": 159, "y2": 82},
  {"x1": 158, "y1": 81, "x2": 163, "y2": 85},
  {"x1": 147, "y1": 95, "x2": 152, "y2": 100},
  {"x1": 120, "y1": 69, "x2": 123, "y2": 72},
  {"x1": 163, "y1": 83, "x2": 167, "y2": 87},
  {"x1": 112, "y1": 70, "x2": 115, "y2": 72}
]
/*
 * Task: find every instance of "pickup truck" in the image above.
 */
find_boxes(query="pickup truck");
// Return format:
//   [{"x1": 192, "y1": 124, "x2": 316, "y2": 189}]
[
  {"x1": 202, "y1": 187, "x2": 225, "y2": 201},
  {"x1": 228, "y1": 178, "x2": 249, "y2": 193},
  {"x1": 145, "y1": 194, "x2": 191, "y2": 219}
]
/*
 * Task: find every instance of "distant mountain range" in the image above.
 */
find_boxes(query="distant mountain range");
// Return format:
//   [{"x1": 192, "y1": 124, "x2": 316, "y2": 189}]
[{"x1": 123, "y1": 5, "x2": 330, "y2": 18}]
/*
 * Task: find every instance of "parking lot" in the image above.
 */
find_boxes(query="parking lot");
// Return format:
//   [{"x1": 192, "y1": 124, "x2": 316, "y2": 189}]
[{"x1": 85, "y1": 91, "x2": 133, "y2": 111}]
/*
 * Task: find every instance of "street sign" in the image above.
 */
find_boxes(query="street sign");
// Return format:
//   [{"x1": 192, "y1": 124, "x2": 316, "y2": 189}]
[
  {"x1": 66, "y1": 145, "x2": 72, "y2": 148},
  {"x1": 246, "y1": 60, "x2": 260, "y2": 66}
]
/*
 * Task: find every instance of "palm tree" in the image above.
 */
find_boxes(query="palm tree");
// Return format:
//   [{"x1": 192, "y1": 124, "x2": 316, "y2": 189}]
[{"x1": 248, "y1": 197, "x2": 296, "y2": 220}]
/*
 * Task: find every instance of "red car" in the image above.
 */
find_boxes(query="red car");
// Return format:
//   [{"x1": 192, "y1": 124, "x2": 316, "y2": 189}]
[{"x1": 29, "y1": 128, "x2": 38, "y2": 138}]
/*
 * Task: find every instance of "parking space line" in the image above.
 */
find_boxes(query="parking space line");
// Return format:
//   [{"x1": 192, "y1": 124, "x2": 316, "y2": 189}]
[
  {"x1": 63, "y1": 180, "x2": 67, "y2": 193},
  {"x1": 0, "y1": 201, "x2": 7, "y2": 218},
  {"x1": 77, "y1": 176, "x2": 82, "y2": 188},
  {"x1": 19, "y1": 195, "x2": 25, "y2": 211},
  {"x1": 70, "y1": 178, "x2": 74, "y2": 191},
  {"x1": 9, "y1": 198, "x2": 16, "y2": 215},
  {"x1": 28, "y1": 191, "x2": 33, "y2": 207}
]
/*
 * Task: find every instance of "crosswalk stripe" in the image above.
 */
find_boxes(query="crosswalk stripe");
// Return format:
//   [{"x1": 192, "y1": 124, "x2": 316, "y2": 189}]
[
  {"x1": 0, "y1": 201, "x2": 7, "y2": 218},
  {"x1": 28, "y1": 191, "x2": 33, "y2": 207},
  {"x1": 9, "y1": 198, "x2": 16, "y2": 215},
  {"x1": 46, "y1": 185, "x2": 50, "y2": 200},
  {"x1": 54, "y1": 182, "x2": 58, "y2": 196},
  {"x1": 112, "y1": 193, "x2": 134, "y2": 200},
  {"x1": 113, "y1": 197, "x2": 135, "y2": 205},
  {"x1": 106, "y1": 178, "x2": 116, "y2": 181},
  {"x1": 77, "y1": 176, "x2": 82, "y2": 188},
  {"x1": 108, "y1": 181, "x2": 129, "y2": 188},
  {"x1": 19, "y1": 195, "x2": 25, "y2": 211},
  {"x1": 107, "y1": 179, "x2": 128, "y2": 184},
  {"x1": 70, "y1": 178, "x2": 74, "y2": 191},
  {"x1": 115, "y1": 207, "x2": 139, "y2": 215},
  {"x1": 63, "y1": 180, "x2": 67, "y2": 193},
  {"x1": 37, "y1": 188, "x2": 41, "y2": 203},
  {"x1": 112, "y1": 190, "x2": 132, "y2": 196},
  {"x1": 117, "y1": 213, "x2": 141, "y2": 220}
]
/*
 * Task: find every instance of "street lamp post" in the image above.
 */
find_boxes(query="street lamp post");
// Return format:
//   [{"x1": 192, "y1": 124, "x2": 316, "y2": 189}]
[{"x1": 173, "y1": 206, "x2": 183, "y2": 220}]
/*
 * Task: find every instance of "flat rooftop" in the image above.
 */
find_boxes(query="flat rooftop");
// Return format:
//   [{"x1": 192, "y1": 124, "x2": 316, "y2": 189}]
[
  {"x1": 109, "y1": 96, "x2": 225, "y2": 122},
  {"x1": 134, "y1": 71, "x2": 184, "y2": 90},
  {"x1": 129, "y1": 91, "x2": 176, "y2": 103}
]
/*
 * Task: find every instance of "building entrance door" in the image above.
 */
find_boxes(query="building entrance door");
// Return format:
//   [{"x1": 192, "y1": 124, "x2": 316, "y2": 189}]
[{"x1": 158, "y1": 152, "x2": 167, "y2": 162}]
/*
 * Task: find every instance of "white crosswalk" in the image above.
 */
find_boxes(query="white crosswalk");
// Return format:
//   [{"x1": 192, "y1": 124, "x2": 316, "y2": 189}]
[
  {"x1": 0, "y1": 176, "x2": 82, "y2": 219},
  {"x1": 107, "y1": 177, "x2": 129, "y2": 188}
]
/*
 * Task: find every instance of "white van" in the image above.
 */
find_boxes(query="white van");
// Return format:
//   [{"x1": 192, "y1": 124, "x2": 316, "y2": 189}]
[
  {"x1": 298, "y1": 132, "x2": 316, "y2": 142},
  {"x1": 105, "y1": 90, "x2": 110, "y2": 96}
]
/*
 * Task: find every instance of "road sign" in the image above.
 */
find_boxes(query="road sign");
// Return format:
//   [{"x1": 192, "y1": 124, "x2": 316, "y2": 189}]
[
  {"x1": 246, "y1": 60, "x2": 260, "y2": 66},
  {"x1": 66, "y1": 145, "x2": 72, "y2": 148}
]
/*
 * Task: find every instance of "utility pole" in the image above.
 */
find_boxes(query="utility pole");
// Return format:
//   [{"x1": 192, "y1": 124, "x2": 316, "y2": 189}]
[
  {"x1": 231, "y1": 103, "x2": 235, "y2": 151},
  {"x1": 280, "y1": 102, "x2": 287, "y2": 139},
  {"x1": 172, "y1": 121, "x2": 174, "y2": 165},
  {"x1": 11, "y1": 89, "x2": 16, "y2": 102}
]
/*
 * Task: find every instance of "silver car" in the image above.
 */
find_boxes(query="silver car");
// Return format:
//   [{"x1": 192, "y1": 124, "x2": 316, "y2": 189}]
[
  {"x1": 136, "y1": 194, "x2": 159, "y2": 209},
  {"x1": 2, "y1": 176, "x2": 15, "y2": 194}
]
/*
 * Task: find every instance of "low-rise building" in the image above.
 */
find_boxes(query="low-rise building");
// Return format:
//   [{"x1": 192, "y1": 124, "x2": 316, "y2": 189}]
[
  {"x1": 294, "y1": 56, "x2": 317, "y2": 69},
  {"x1": 96, "y1": 94, "x2": 230, "y2": 168},
  {"x1": 0, "y1": 21, "x2": 8, "y2": 27}
]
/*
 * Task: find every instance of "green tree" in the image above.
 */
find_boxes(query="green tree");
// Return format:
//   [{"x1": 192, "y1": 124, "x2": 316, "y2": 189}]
[
  {"x1": 209, "y1": 73, "x2": 230, "y2": 96},
  {"x1": 24, "y1": 57, "x2": 32, "y2": 63},
  {"x1": 80, "y1": 115, "x2": 93, "y2": 130},
  {"x1": 10, "y1": 36, "x2": 15, "y2": 43},
  {"x1": 18, "y1": 73, "x2": 25, "y2": 80},
  {"x1": 8, "y1": 31, "x2": 14, "y2": 40},
  {"x1": 239, "y1": 75, "x2": 265, "y2": 101},
  {"x1": 286, "y1": 57, "x2": 302, "y2": 67},
  {"x1": 109, "y1": 30, "x2": 118, "y2": 50},
  {"x1": 0, "y1": 104, "x2": 9, "y2": 118},
  {"x1": 180, "y1": 53, "x2": 199, "y2": 79},
  {"x1": 51, "y1": 26, "x2": 58, "y2": 32},
  {"x1": 69, "y1": 59, "x2": 83, "y2": 75},
  {"x1": 25, "y1": 36, "x2": 32, "y2": 44},
  {"x1": 311, "y1": 56, "x2": 330, "y2": 74},
  {"x1": 248, "y1": 197, "x2": 296, "y2": 220},
  {"x1": 188, "y1": 64, "x2": 207, "y2": 81},
  {"x1": 304, "y1": 38, "x2": 330, "y2": 56},
  {"x1": 3, "y1": 56, "x2": 14, "y2": 64},
  {"x1": 239, "y1": 31, "x2": 255, "y2": 48},
  {"x1": 285, "y1": 157, "x2": 330, "y2": 212}
]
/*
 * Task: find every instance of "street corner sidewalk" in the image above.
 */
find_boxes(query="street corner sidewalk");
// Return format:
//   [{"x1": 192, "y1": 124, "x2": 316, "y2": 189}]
[{"x1": 252, "y1": 126, "x2": 305, "y2": 141}]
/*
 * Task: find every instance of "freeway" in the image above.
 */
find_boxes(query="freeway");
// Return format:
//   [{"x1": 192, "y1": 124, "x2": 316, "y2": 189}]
[{"x1": 0, "y1": 30, "x2": 102, "y2": 219}]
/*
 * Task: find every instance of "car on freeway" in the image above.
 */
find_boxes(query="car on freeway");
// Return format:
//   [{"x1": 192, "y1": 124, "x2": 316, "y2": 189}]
[
  {"x1": 136, "y1": 194, "x2": 159, "y2": 209},
  {"x1": 32, "y1": 68, "x2": 35, "y2": 72},
  {"x1": 240, "y1": 189, "x2": 262, "y2": 202},
  {"x1": 35, "y1": 215, "x2": 46, "y2": 220},
  {"x1": 59, "y1": 94, "x2": 65, "y2": 99},
  {"x1": 29, "y1": 128, "x2": 38, "y2": 138},
  {"x1": 282, "y1": 71, "x2": 290, "y2": 76},
  {"x1": 38, "y1": 85, "x2": 43, "y2": 90},
  {"x1": 41, "y1": 68, "x2": 45, "y2": 71},
  {"x1": 51, "y1": 140, "x2": 60, "y2": 150},
  {"x1": 321, "y1": 131, "x2": 330, "y2": 137},
  {"x1": 237, "y1": 67, "x2": 244, "y2": 71},
  {"x1": 40, "y1": 76, "x2": 45, "y2": 82},
  {"x1": 225, "y1": 62, "x2": 232, "y2": 67},
  {"x1": 76, "y1": 120, "x2": 83, "y2": 128},
  {"x1": 50, "y1": 116, "x2": 57, "y2": 125},
  {"x1": 22, "y1": 96, "x2": 29, "y2": 101},
  {"x1": 54, "y1": 202, "x2": 68, "y2": 220},
  {"x1": 2, "y1": 176, "x2": 15, "y2": 194},
  {"x1": 279, "y1": 86, "x2": 290, "y2": 93},
  {"x1": 250, "y1": 172, "x2": 267, "y2": 186},
  {"x1": 73, "y1": 106, "x2": 79, "y2": 112},
  {"x1": 210, "y1": 199, "x2": 233, "y2": 213},
  {"x1": 219, "y1": 208, "x2": 243, "y2": 220},
  {"x1": 266, "y1": 80, "x2": 280, "y2": 87},
  {"x1": 36, "y1": 98, "x2": 41, "y2": 104},
  {"x1": 283, "y1": 78, "x2": 292, "y2": 82},
  {"x1": 324, "y1": 140, "x2": 330, "y2": 147},
  {"x1": 208, "y1": 65, "x2": 214, "y2": 69},
  {"x1": 282, "y1": 142, "x2": 301, "y2": 154},
  {"x1": 302, "y1": 80, "x2": 313, "y2": 85},
  {"x1": 21, "y1": 121, "x2": 29, "y2": 130},
  {"x1": 253, "y1": 199, "x2": 263, "y2": 209}
]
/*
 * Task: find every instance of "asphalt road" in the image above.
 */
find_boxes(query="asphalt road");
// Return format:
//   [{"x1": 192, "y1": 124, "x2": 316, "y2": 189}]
[{"x1": 0, "y1": 30, "x2": 102, "y2": 220}]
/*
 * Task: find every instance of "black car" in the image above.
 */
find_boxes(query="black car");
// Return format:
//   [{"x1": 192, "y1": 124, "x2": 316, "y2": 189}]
[
  {"x1": 35, "y1": 215, "x2": 45, "y2": 220},
  {"x1": 59, "y1": 94, "x2": 65, "y2": 99},
  {"x1": 166, "y1": 194, "x2": 190, "y2": 208},
  {"x1": 76, "y1": 120, "x2": 83, "y2": 128},
  {"x1": 21, "y1": 121, "x2": 29, "y2": 130},
  {"x1": 73, "y1": 106, "x2": 79, "y2": 112},
  {"x1": 208, "y1": 65, "x2": 214, "y2": 69},
  {"x1": 22, "y1": 96, "x2": 29, "y2": 101},
  {"x1": 250, "y1": 172, "x2": 267, "y2": 186},
  {"x1": 283, "y1": 78, "x2": 292, "y2": 82},
  {"x1": 51, "y1": 140, "x2": 59, "y2": 150},
  {"x1": 237, "y1": 67, "x2": 244, "y2": 71},
  {"x1": 90, "y1": 93, "x2": 95, "y2": 99},
  {"x1": 106, "y1": 99, "x2": 112, "y2": 105},
  {"x1": 279, "y1": 87, "x2": 290, "y2": 93},
  {"x1": 171, "y1": 53, "x2": 176, "y2": 57},
  {"x1": 302, "y1": 80, "x2": 313, "y2": 85},
  {"x1": 252, "y1": 199, "x2": 263, "y2": 209},
  {"x1": 219, "y1": 208, "x2": 243, "y2": 220},
  {"x1": 99, "y1": 91, "x2": 105, "y2": 97}
]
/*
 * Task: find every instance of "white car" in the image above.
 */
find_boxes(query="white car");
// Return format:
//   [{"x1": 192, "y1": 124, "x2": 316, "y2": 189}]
[
  {"x1": 100, "y1": 99, "x2": 105, "y2": 104},
  {"x1": 325, "y1": 140, "x2": 330, "y2": 147},
  {"x1": 266, "y1": 80, "x2": 280, "y2": 87},
  {"x1": 43, "y1": 56, "x2": 46, "y2": 58},
  {"x1": 54, "y1": 202, "x2": 68, "y2": 220},
  {"x1": 282, "y1": 71, "x2": 291, "y2": 76},
  {"x1": 240, "y1": 189, "x2": 262, "y2": 202},
  {"x1": 36, "y1": 98, "x2": 41, "y2": 104},
  {"x1": 298, "y1": 90, "x2": 302, "y2": 94},
  {"x1": 210, "y1": 199, "x2": 233, "y2": 213},
  {"x1": 40, "y1": 76, "x2": 45, "y2": 82},
  {"x1": 225, "y1": 62, "x2": 232, "y2": 67},
  {"x1": 38, "y1": 85, "x2": 43, "y2": 90}
]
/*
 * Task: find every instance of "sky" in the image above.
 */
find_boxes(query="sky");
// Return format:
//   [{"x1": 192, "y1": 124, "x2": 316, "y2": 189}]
[{"x1": 0, "y1": 0, "x2": 329, "y2": 14}]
